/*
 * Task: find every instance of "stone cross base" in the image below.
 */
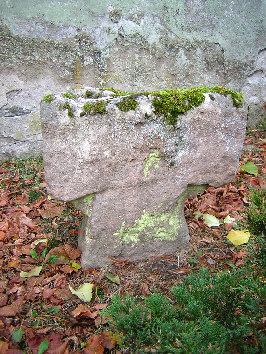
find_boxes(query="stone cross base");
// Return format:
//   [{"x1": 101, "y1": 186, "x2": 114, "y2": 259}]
[{"x1": 40, "y1": 87, "x2": 247, "y2": 268}]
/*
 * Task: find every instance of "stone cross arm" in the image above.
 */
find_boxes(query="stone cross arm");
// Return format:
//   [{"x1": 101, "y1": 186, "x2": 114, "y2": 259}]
[{"x1": 40, "y1": 86, "x2": 247, "y2": 268}]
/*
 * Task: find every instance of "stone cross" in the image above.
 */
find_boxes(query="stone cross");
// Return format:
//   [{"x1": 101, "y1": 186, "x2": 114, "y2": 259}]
[{"x1": 40, "y1": 87, "x2": 247, "y2": 268}]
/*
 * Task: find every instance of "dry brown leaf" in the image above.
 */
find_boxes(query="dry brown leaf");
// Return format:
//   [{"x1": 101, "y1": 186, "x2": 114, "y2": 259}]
[
  {"x1": 92, "y1": 303, "x2": 108, "y2": 311},
  {"x1": 60, "y1": 265, "x2": 75, "y2": 274},
  {"x1": 84, "y1": 334, "x2": 104, "y2": 354},
  {"x1": 45, "y1": 247, "x2": 68, "y2": 262},
  {"x1": 43, "y1": 286, "x2": 55, "y2": 300},
  {"x1": 101, "y1": 330, "x2": 117, "y2": 350},
  {"x1": 53, "y1": 274, "x2": 66, "y2": 288},
  {"x1": 140, "y1": 282, "x2": 151, "y2": 297},
  {"x1": 0, "y1": 192, "x2": 11, "y2": 206},
  {"x1": 71, "y1": 304, "x2": 98, "y2": 319},
  {"x1": 0, "y1": 222, "x2": 8, "y2": 231},
  {"x1": 14, "y1": 193, "x2": 29, "y2": 205},
  {"x1": 53, "y1": 288, "x2": 72, "y2": 301},
  {"x1": 39, "y1": 205, "x2": 64, "y2": 219},
  {"x1": 0, "y1": 231, "x2": 6, "y2": 241},
  {"x1": 63, "y1": 244, "x2": 81, "y2": 260},
  {"x1": 0, "y1": 297, "x2": 23, "y2": 317},
  {"x1": 172, "y1": 268, "x2": 192, "y2": 275},
  {"x1": 0, "y1": 294, "x2": 8, "y2": 307},
  {"x1": 0, "y1": 281, "x2": 8, "y2": 291},
  {"x1": 0, "y1": 341, "x2": 8, "y2": 353}
]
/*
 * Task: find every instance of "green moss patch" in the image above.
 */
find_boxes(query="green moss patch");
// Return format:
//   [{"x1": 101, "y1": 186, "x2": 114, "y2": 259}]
[
  {"x1": 42, "y1": 94, "x2": 54, "y2": 103},
  {"x1": 116, "y1": 98, "x2": 138, "y2": 112},
  {"x1": 62, "y1": 102, "x2": 74, "y2": 117},
  {"x1": 101, "y1": 85, "x2": 243, "y2": 126},
  {"x1": 63, "y1": 92, "x2": 76, "y2": 99},
  {"x1": 151, "y1": 86, "x2": 243, "y2": 126},
  {"x1": 83, "y1": 101, "x2": 107, "y2": 115}
]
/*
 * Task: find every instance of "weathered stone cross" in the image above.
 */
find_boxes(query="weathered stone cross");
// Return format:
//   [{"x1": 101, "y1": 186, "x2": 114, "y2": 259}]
[{"x1": 40, "y1": 87, "x2": 247, "y2": 268}]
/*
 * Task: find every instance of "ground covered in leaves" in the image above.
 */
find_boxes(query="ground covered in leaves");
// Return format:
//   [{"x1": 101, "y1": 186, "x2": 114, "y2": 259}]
[{"x1": 0, "y1": 130, "x2": 265, "y2": 353}]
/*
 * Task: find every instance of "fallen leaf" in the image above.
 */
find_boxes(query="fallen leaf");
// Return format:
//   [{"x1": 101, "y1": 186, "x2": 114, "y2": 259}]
[
  {"x1": 14, "y1": 193, "x2": 29, "y2": 205},
  {"x1": 0, "y1": 294, "x2": 8, "y2": 307},
  {"x1": 33, "y1": 239, "x2": 48, "y2": 246},
  {"x1": 0, "y1": 341, "x2": 8, "y2": 353},
  {"x1": 60, "y1": 265, "x2": 75, "y2": 274},
  {"x1": 12, "y1": 328, "x2": 25, "y2": 343},
  {"x1": 101, "y1": 330, "x2": 117, "y2": 350},
  {"x1": 226, "y1": 230, "x2": 250, "y2": 246},
  {"x1": 105, "y1": 272, "x2": 120, "y2": 285},
  {"x1": 69, "y1": 283, "x2": 93, "y2": 302},
  {"x1": 194, "y1": 211, "x2": 202, "y2": 219},
  {"x1": 0, "y1": 231, "x2": 6, "y2": 241},
  {"x1": 39, "y1": 205, "x2": 64, "y2": 219},
  {"x1": 0, "y1": 168, "x2": 9, "y2": 173},
  {"x1": 20, "y1": 266, "x2": 42, "y2": 278},
  {"x1": 92, "y1": 303, "x2": 108, "y2": 311},
  {"x1": 84, "y1": 334, "x2": 104, "y2": 354},
  {"x1": 203, "y1": 214, "x2": 220, "y2": 227},
  {"x1": 43, "y1": 286, "x2": 55, "y2": 300},
  {"x1": 140, "y1": 282, "x2": 151, "y2": 297},
  {"x1": 63, "y1": 244, "x2": 81, "y2": 260},
  {"x1": 171, "y1": 268, "x2": 191, "y2": 274},
  {"x1": 71, "y1": 304, "x2": 98, "y2": 319},
  {"x1": 38, "y1": 339, "x2": 49, "y2": 354},
  {"x1": 17, "y1": 212, "x2": 37, "y2": 229},
  {"x1": 45, "y1": 247, "x2": 68, "y2": 263},
  {"x1": 0, "y1": 298, "x2": 23, "y2": 317},
  {"x1": 240, "y1": 161, "x2": 258, "y2": 176},
  {"x1": 224, "y1": 215, "x2": 235, "y2": 224},
  {"x1": 71, "y1": 262, "x2": 81, "y2": 270}
]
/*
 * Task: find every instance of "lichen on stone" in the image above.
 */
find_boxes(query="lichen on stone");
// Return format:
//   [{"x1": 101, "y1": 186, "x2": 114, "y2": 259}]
[
  {"x1": 71, "y1": 193, "x2": 95, "y2": 242},
  {"x1": 143, "y1": 150, "x2": 160, "y2": 177},
  {"x1": 113, "y1": 201, "x2": 182, "y2": 245}
]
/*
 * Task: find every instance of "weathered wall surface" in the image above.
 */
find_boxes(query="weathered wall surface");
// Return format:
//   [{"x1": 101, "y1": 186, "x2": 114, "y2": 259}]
[{"x1": 0, "y1": 0, "x2": 265, "y2": 161}]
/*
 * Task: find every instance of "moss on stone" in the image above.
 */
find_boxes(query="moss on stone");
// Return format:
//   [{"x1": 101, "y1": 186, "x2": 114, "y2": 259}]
[
  {"x1": 83, "y1": 101, "x2": 107, "y2": 115},
  {"x1": 63, "y1": 92, "x2": 76, "y2": 99},
  {"x1": 84, "y1": 90, "x2": 94, "y2": 98},
  {"x1": 62, "y1": 102, "x2": 74, "y2": 117},
  {"x1": 102, "y1": 85, "x2": 243, "y2": 126},
  {"x1": 116, "y1": 97, "x2": 138, "y2": 112},
  {"x1": 151, "y1": 86, "x2": 244, "y2": 126},
  {"x1": 42, "y1": 94, "x2": 54, "y2": 103},
  {"x1": 143, "y1": 150, "x2": 160, "y2": 177},
  {"x1": 102, "y1": 87, "x2": 131, "y2": 97}
]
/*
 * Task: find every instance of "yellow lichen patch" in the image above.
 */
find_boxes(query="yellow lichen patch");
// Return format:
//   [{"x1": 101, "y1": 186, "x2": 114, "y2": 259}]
[
  {"x1": 143, "y1": 150, "x2": 160, "y2": 178},
  {"x1": 114, "y1": 200, "x2": 182, "y2": 245}
]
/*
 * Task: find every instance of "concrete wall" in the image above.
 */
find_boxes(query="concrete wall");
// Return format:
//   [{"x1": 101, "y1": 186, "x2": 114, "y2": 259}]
[{"x1": 0, "y1": 0, "x2": 265, "y2": 161}]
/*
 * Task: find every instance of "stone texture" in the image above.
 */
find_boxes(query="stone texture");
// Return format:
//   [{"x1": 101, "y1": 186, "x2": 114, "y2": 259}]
[
  {"x1": 0, "y1": 0, "x2": 265, "y2": 160},
  {"x1": 40, "y1": 87, "x2": 247, "y2": 268}
]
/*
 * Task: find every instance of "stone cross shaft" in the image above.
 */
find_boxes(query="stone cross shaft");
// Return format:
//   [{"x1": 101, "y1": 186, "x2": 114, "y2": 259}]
[{"x1": 40, "y1": 87, "x2": 247, "y2": 268}]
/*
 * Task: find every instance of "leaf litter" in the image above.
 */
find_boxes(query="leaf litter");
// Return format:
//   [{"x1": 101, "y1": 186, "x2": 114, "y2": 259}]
[{"x1": 0, "y1": 130, "x2": 265, "y2": 352}]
